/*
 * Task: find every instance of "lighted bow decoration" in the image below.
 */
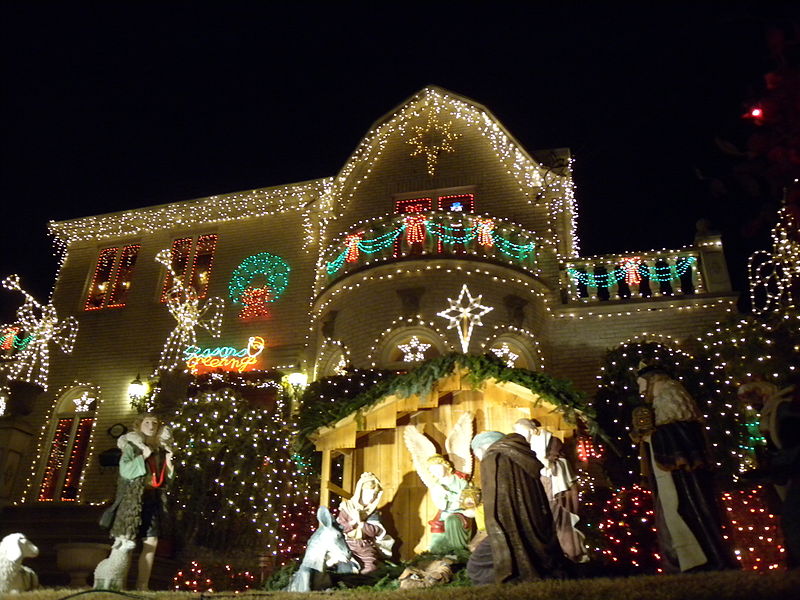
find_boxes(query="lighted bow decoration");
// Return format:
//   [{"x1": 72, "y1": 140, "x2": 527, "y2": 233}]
[
  {"x1": 154, "y1": 249, "x2": 224, "y2": 374},
  {"x1": 1, "y1": 274, "x2": 79, "y2": 390}
]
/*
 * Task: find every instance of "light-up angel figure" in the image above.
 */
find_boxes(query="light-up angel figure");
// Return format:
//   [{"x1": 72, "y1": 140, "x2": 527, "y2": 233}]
[
  {"x1": 404, "y1": 411, "x2": 474, "y2": 554},
  {"x1": 154, "y1": 250, "x2": 224, "y2": 374},
  {"x1": 1, "y1": 274, "x2": 78, "y2": 390}
]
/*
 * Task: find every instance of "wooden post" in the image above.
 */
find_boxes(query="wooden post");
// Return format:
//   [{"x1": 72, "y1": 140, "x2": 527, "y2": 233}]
[{"x1": 320, "y1": 449, "x2": 331, "y2": 508}]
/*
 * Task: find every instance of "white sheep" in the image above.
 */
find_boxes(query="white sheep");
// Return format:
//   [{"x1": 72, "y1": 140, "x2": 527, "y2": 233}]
[
  {"x1": 0, "y1": 533, "x2": 39, "y2": 594},
  {"x1": 93, "y1": 536, "x2": 136, "y2": 590}
]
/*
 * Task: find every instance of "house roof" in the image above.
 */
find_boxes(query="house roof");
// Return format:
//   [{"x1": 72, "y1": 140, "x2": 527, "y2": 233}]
[{"x1": 48, "y1": 177, "x2": 330, "y2": 246}]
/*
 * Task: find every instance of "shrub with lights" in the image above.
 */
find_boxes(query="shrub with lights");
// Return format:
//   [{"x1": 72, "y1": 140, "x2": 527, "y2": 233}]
[
  {"x1": 167, "y1": 371, "x2": 314, "y2": 573},
  {"x1": 593, "y1": 340, "x2": 738, "y2": 489}
]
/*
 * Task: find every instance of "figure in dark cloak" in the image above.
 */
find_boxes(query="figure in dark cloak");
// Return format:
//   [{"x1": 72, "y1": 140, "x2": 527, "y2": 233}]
[
  {"x1": 467, "y1": 431, "x2": 569, "y2": 584},
  {"x1": 634, "y1": 366, "x2": 737, "y2": 572}
]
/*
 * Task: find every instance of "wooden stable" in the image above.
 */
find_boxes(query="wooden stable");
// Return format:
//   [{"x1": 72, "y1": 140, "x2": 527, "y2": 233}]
[{"x1": 310, "y1": 367, "x2": 579, "y2": 559}]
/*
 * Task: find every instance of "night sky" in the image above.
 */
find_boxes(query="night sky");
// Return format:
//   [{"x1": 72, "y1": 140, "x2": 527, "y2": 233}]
[{"x1": 1, "y1": 2, "x2": 795, "y2": 318}]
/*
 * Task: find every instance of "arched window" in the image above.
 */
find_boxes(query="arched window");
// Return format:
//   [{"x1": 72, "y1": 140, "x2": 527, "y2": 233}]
[
  {"x1": 37, "y1": 386, "x2": 98, "y2": 502},
  {"x1": 317, "y1": 344, "x2": 350, "y2": 378}
]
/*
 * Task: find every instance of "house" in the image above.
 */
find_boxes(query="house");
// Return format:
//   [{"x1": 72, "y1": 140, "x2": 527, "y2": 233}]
[{"x1": 0, "y1": 86, "x2": 735, "y2": 577}]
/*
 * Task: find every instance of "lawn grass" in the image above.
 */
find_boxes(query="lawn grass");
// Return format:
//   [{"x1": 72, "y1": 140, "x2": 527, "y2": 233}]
[{"x1": 13, "y1": 570, "x2": 800, "y2": 600}]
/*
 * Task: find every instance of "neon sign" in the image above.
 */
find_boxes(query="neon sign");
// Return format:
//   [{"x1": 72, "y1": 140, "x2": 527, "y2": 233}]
[{"x1": 184, "y1": 336, "x2": 265, "y2": 374}]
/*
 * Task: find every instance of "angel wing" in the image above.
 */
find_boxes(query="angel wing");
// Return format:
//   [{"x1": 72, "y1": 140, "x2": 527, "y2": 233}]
[
  {"x1": 403, "y1": 424, "x2": 439, "y2": 491},
  {"x1": 445, "y1": 411, "x2": 473, "y2": 477},
  {"x1": 52, "y1": 313, "x2": 79, "y2": 354},
  {"x1": 198, "y1": 297, "x2": 225, "y2": 338}
]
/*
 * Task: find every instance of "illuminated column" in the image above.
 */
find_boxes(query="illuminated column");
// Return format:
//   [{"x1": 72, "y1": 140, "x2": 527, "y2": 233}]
[{"x1": 695, "y1": 230, "x2": 732, "y2": 294}]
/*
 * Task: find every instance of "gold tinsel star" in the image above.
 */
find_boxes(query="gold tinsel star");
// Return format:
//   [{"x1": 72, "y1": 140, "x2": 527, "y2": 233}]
[{"x1": 407, "y1": 114, "x2": 460, "y2": 176}]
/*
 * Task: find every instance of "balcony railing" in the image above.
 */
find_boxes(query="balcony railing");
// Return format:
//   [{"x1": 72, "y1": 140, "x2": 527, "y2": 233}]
[
  {"x1": 564, "y1": 250, "x2": 702, "y2": 303},
  {"x1": 322, "y1": 211, "x2": 539, "y2": 281}
]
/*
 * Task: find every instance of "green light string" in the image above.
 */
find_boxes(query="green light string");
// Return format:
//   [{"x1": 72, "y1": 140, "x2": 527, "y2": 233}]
[
  {"x1": 495, "y1": 234, "x2": 536, "y2": 260},
  {"x1": 567, "y1": 256, "x2": 697, "y2": 287},
  {"x1": 357, "y1": 226, "x2": 405, "y2": 252},
  {"x1": 0, "y1": 332, "x2": 33, "y2": 352},
  {"x1": 427, "y1": 220, "x2": 476, "y2": 244},
  {"x1": 326, "y1": 249, "x2": 348, "y2": 276},
  {"x1": 325, "y1": 214, "x2": 538, "y2": 275}
]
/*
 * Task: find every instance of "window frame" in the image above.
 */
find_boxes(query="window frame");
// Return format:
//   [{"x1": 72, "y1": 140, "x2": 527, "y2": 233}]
[
  {"x1": 84, "y1": 244, "x2": 141, "y2": 311},
  {"x1": 160, "y1": 233, "x2": 218, "y2": 302}
]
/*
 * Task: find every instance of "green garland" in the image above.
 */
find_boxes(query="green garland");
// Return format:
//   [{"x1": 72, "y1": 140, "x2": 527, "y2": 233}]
[{"x1": 298, "y1": 353, "x2": 600, "y2": 453}]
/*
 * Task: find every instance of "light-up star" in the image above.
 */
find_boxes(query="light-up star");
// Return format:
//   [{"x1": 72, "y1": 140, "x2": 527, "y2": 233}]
[
  {"x1": 491, "y1": 343, "x2": 519, "y2": 367},
  {"x1": 407, "y1": 114, "x2": 461, "y2": 176},
  {"x1": 437, "y1": 284, "x2": 493, "y2": 353},
  {"x1": 397, "y1": 336, "x2": 431, "y2": 363},
  {"x1": 73, "y1": 392, "x2": 95, "y2": 412}
]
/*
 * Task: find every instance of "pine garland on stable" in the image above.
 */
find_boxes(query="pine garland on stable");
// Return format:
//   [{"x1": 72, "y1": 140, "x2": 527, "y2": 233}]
[{"x1": 297, "y1": 353, "x2": 598, "y2": 458}]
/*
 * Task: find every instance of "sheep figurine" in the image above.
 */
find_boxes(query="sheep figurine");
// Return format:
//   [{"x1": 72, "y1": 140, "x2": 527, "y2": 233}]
[
  {"x1": 93, "y1": 536, "x2": 136, "y2": 590},
  {"x1": 0, "y1": 533, "x2": 39, "y2": 594}
]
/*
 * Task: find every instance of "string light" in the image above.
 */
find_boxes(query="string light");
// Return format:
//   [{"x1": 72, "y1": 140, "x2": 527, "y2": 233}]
[
  {"x1": 437, "y1": 284, "x2": 493, "y2": 353},
  {"x1": 1, "y1": 274, "x2": 78, "y2": 390},
  {"x1": 169, "y1": 382, "x2": 313, "y2": 563},
  {"x1": 748, "y1": 194, "x2": 799, "y2": 314},
  {"x1": 49, "y1": 180, "x2": 326, "y2": 247},
  {"x1": 323, "y1": 210, "x2": 537, "y2": 277},
  {"x1": 721, "y1": 486, "x2": 786, "y2": 570}
]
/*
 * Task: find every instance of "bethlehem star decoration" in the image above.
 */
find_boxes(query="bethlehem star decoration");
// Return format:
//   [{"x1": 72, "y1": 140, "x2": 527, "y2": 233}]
[
  {"x1": 154, "y1": 249, "x2": 224, "y2": 374},
  {"x1": 491, "y1": 343, "x2": 519, "y2": 367},
  {"x1": 1, "y1": 274, "x2": 79, "y2": 390},
  {"x1": 437, "y1": 284, "x2": 493, "y2": 353},
  {"x1": 407, "y1": 112, "x2": 461, "y2": 176},
  {"x1": 397, "y1": 336, "x2": 431, "y2": 363}
]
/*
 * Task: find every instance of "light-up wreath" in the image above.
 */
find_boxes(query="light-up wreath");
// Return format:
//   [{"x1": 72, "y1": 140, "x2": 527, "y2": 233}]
[{"x1": 228, "y1": 252, "x2": 291, "y2": 319}]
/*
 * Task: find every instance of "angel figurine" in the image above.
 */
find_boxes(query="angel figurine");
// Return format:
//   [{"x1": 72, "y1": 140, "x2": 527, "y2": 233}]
[{"x1": 404, "y1": 412, "x2": 474, "y2": 554}]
